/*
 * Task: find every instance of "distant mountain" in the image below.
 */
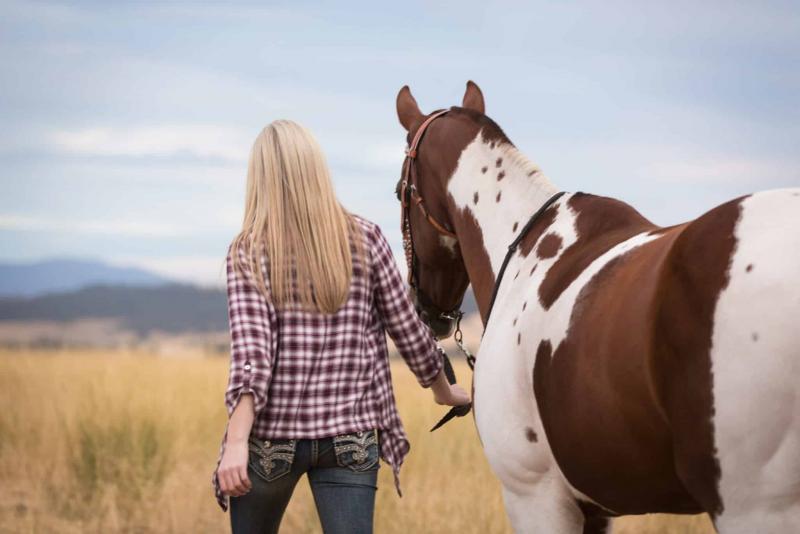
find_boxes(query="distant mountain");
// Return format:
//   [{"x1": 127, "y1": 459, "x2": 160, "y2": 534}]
[
  {"x1": 0, "y1": 283, "x2": 226, "y2": 334},
  {"x1": 0, "y1": 271, "x2": 480, "y2": 340},
  {"x1": 0, "y1": 258, "x2": 171, "y2": 297}
]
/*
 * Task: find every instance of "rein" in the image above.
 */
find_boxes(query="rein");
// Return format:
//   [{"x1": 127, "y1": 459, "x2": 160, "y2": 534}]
[
  {"x1": 483, "y1": 190, "x2": 566, "y2": 325},
  {"x1": 397, "y1": 110, "x2": 564, "y2": 431}
]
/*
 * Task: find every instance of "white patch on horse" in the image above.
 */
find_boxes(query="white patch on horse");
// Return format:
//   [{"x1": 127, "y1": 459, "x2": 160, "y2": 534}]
[
  {"x1": 439, "y1": 234, "x2": 458, "y2": 256},
  {"x1": 447, "y1": 132, "x2": 559, "y2": 277},
  {"x1": 710, "y1": 189, "x2": 800, "y2": 532}
]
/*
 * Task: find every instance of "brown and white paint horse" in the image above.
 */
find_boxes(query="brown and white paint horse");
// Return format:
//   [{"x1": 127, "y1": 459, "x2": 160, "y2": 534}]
[{"x1": 395, "y1": 81, "x2": 800, "y2": 533}]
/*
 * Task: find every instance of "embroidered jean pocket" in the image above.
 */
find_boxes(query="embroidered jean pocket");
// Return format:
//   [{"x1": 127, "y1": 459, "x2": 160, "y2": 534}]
[
  {"x1": 247, "y1": 436, "x2": 296, "y2": 482},
  {"x1": 332, "y1": 429, "x2": 379, "y2": 472}
]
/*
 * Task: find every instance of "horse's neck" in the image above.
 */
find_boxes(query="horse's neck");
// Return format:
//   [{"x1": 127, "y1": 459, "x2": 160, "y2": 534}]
[{"x1": 447, "y1": 134, "x2": 559, "y2": 318}]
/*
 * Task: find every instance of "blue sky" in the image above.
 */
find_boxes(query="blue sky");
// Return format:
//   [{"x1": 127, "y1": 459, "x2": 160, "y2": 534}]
[{"x1": 1, "y1": 0, "x2": 798, "y2": 285}]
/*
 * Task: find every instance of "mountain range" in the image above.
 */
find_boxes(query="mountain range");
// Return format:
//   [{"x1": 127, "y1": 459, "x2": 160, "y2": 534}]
[
  {"x1": 0, "y1": 258, "x2": 171, "y2": 297},
  {"x1": 0, "y1": 258, "x2": 478, "y2": 339}
]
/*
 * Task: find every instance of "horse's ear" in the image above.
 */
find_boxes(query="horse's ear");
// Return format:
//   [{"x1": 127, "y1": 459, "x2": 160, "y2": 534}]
[
  {"x1": 396, "y1": 85, "x2": 424, "y2": 131},
  {"x1": 462, "y1": 80, "x2": 485, "y2": 114}
]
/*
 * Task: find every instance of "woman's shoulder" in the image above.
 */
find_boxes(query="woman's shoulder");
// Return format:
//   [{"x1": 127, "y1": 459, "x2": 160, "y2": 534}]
[{"x1": 348, "y1": 213, "x2": 386, "y2": 244}]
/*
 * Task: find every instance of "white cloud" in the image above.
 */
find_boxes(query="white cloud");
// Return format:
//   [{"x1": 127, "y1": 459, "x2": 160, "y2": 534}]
[
  {"x1": 555, "y1": 138, "x2": 798, "y2": 188},
  {"x1": 49, "y1": 124, "x2": 252, "y2": 162},
  {"x1": 0, "y1": 214, "x2": 190, "y2": 237},
  {"x1": 643, "y1": 156, "x2": 797, "y2": 186}
]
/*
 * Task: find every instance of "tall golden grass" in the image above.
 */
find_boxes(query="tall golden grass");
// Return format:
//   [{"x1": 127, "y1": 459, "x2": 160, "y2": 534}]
[{"x1": 0, "y1": 350, "x2": 715, "y2": 533}]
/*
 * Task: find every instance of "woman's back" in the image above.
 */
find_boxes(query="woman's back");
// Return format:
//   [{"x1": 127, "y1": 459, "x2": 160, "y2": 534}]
[{"x1": 212, "y1": 120, "x2": 469, "y2": 531}]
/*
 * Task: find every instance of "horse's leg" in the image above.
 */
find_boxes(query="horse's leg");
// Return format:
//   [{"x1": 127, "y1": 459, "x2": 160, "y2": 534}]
[
  {"x1": 703, "y1": 309, "x2": 800, "y2": 534},
  {"x1": 501, "y1": 480, "x2": 584, "y2": 534},
  {"x1": 581, "y1": 515, "x2": 611, "y2": 534},
  {"x1": 577, "y1": 503, "x2": 612, "y2": 534},
  {"x1": 475, "y1": 321, "x2": 588, "y2": 533}
]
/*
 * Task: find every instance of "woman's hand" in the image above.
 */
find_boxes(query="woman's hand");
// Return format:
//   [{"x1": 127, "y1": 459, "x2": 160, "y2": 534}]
[
  {"x1": 218, "y1": 438, "x2": 252, "y2": 497},
  {"x1": 434, "y1": 383, "x2": 471, "y2": 406},
  {"x1": 430, "y1": 368, "x2": 471, "y2": 406}
]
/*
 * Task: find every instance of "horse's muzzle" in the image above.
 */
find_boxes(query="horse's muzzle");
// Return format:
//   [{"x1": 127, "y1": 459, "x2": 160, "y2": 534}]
[{"x1": 411, "y1": 289, "x2": 459, "y2": 340}]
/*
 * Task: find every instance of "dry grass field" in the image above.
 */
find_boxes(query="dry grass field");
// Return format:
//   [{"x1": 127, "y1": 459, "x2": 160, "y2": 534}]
[{"x1": 0, "y1": 350, "x2": 715, "y2": 533}]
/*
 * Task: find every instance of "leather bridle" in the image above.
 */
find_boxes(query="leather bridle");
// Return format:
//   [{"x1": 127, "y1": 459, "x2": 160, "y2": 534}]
[
  {"x1": 395, "y1": 108, "x2": 564, "y2": 432},
  {"x1": 396, "y1": 109, "x2": 464, "y2": 341},
  {"x1": 396, "y1": 108, "x2": 475, "y2": 431}
]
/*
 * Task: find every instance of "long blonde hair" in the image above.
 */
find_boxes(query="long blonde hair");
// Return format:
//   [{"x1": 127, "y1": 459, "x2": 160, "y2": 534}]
[{"x1": 231, "y1": 120, "x2": 363, "y2": 314}]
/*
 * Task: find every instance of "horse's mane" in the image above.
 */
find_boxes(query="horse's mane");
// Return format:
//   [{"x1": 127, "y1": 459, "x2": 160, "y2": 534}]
[{"x1": 449, "y1": 106, "x2": 543, "y2": 178}]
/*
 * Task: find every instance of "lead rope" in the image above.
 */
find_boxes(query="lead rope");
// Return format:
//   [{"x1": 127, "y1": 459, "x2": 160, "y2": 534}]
[
  {"x1": 453, "y1": 311, "x2": 475, "y2": 370},
  {"x1": 430, "y1": 311, "x2": 475, "y2": 431}
]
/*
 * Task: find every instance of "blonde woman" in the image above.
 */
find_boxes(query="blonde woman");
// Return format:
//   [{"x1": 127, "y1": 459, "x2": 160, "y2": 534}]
[{"x1": 211, "y1": 120, "x2": 470, "y2": 534}]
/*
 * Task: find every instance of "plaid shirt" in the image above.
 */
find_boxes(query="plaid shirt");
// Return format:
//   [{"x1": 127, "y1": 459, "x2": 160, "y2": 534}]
[{"x1": 212, "y1": 215, "x2": 443, "y2": 511}]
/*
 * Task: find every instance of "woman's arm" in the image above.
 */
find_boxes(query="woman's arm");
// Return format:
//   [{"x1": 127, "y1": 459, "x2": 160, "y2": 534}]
[
  {"x1": 223, "y1": 244, "x2": 274, "y2": 416},
  {"x1": 217, "y1": 393, "x2": 255, "y2": 497},
  {"x1": 218, "y1": 244, "x2": 276, "y2": 497},
  {"x1": 371, "y1": 224, "x2": 469, "y2": 405}
]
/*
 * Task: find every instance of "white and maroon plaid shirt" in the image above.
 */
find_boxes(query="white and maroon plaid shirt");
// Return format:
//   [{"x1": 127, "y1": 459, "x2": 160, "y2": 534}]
[{"x1": 212, "y1": 215, "x2": 443, "y2": 511}]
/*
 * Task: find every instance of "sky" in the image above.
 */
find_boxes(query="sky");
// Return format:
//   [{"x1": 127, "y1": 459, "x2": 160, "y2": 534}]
[{"x1": 1, "y1": 0, "x2": 798, "y2": 286}]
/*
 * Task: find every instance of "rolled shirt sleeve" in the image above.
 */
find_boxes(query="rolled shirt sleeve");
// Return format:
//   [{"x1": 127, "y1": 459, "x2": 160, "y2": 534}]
[
  {"x1": 371, "y1": 224, "x2": 443, "y2": 387},
  {"x1": 224, "y1": 244, "x2": 274, "y2": 416}
]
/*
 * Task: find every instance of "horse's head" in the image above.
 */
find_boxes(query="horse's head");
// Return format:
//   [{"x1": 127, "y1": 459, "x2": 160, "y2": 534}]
[{"x1": 395, "y1": 81, "x2": 498, "y2": 338}]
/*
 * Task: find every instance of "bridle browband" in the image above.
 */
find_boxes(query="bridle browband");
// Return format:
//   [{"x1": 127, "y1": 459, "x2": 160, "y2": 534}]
[{"x1": 396, "y1": 108, "x2": 564, "y2": 431}]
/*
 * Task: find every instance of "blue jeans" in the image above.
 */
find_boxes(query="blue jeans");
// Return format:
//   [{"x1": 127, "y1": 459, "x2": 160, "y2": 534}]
[{"x1": 230, "y1": 429, "x2": 380, "y2": 534}]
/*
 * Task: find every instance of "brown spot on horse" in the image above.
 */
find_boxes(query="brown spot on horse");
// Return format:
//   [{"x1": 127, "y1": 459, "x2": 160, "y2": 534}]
[
  {"x1": 525, "y1": 427, "x2": 538, "y2": 442},
  {"x1": 496, "y1": 191, "x2": 502, "y2": 202},
  {"x1": 473, "y1": 191, "x2": 479, "y2": 204},
  {"x1": 538, "y1": 194, "x2": 654, "y2": 309},
  {"x1": 536, "y1": 232, "x2": 563, "y2": 260},
  {"x1": 496, "y1": 157, "x2": 503, "y2": 167},
  {"x1": 497, "y1": 170, "x2": 506, "y2": 181},
  {"x1": 482, "y1": 166, "x2": 488, "y2": 174},
  {"x1": 746, "y1": 264, "x2": 753, "y2": 273},
  {"x1": 513, "y1": 221, "x2": 519, "y2": 232},
  {"x1": 519, "y1": 205, "x2": 559, "y2": 257}
]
